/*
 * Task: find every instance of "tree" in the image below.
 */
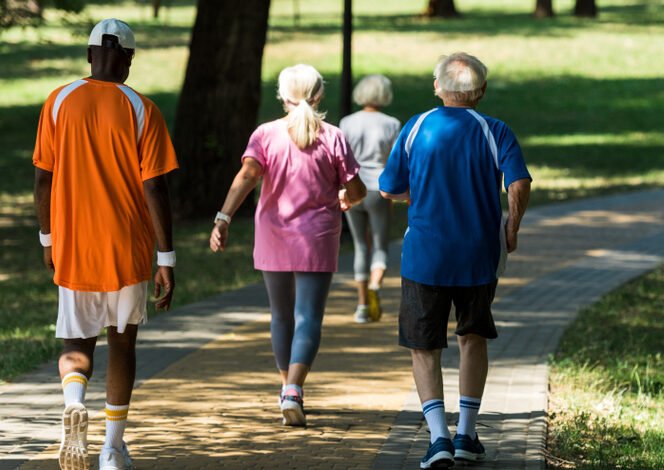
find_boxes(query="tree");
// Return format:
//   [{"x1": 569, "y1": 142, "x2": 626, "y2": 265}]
[
  {"x1": 426, "y1": 0, "x2": 459, "y2": 18},
  {"x1": 2, "y1": 0, "x2": 83, "y2": 28},
  {"x1": 171, "y1": 0, "x2": 270, "y2": 219},
  {"x1": 340, "y1": 0, "x2": 352, "y2": 120},
  {"x1": 151, "y1": 0, "x2": 161, "y2": 19},
  {"x1": 574, "y1": 0, "x2": 597, "y2": 17},
  {"x1": 534, "y1": 0, "x2": 554, "y2": 18},
  {"x1": 1, "y1": 0, "x2": 41, "y2": 27}
]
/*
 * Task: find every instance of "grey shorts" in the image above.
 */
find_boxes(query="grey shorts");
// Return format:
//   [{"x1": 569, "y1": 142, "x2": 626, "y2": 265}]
[{"x1": 398, "y1": 277, "x2": 498, "y2": 350}]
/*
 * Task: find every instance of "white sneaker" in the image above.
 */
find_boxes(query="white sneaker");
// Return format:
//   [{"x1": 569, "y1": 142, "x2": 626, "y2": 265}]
[
  {"x1": 354, "y1": 305, "x2": 370, "y2": 323},
  {"x1": 59, "y1": 403, "x2": 89, "y2": 470},
  {"x1": 280, "y1": 394, "x2": 306, "y2": 426},
  {"x1": 99, "y1": 443, "x2": 133, "y2": 470}
]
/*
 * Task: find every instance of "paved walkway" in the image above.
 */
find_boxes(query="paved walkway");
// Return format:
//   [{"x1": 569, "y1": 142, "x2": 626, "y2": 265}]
[{"x1": 2, "y1": 189, "x2": 664, "y2": 469}]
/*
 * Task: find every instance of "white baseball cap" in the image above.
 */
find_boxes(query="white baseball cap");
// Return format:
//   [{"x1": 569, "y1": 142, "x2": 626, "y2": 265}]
[{"x1": 88, "y1": 18, "x2": 136, "y2": 49}]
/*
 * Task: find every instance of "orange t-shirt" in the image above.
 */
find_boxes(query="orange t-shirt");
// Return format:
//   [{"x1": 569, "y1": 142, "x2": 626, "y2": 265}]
[{"x1": 33, "y1": 78, "x2": 179, "y2": 292}]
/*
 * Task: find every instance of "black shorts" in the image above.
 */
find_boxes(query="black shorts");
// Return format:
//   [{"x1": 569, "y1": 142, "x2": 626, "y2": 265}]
[{"x1": 399, "y1": 277, "x2": 498, "y2": 350}]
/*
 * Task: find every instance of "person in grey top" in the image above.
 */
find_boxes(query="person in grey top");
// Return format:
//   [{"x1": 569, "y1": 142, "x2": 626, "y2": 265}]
[{"x1": 340, "y1": 75, "x2": 401, "y2": 323}]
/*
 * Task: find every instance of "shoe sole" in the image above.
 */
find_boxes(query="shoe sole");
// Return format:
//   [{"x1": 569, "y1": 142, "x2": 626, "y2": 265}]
[
  {"x1": 354, "y1": 314, "x2": 370, "y2": 323},
  {"x1": 454, "y1": 449, "x2": 486, "y2": 462},
  {"x1": 421, "y1": 450, "x2": 454, "y2": 468},
  {"x1": 59, "y1": 403, "x2": 89, "y2": 470},
  {"x1": 281, "y1": 400, "x2": 306, "y2": 426}
]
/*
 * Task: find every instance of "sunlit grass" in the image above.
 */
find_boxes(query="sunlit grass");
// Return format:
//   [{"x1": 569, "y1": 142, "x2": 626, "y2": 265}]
[{"x1": 548, "y1": 267, "x2": 664, "y2": 469}]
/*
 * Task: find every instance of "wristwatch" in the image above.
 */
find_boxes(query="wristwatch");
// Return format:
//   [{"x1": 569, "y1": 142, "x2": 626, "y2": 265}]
[{"x1": 214, "y1": 211, "x2": 231, "y2": 225}]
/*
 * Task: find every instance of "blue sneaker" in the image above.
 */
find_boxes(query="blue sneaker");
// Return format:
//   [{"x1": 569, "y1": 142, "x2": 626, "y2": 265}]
[
  {"x1": 420, "y1": 437, "x2": 455, "y2": 468},
  {"x1": 453, "y1": 433, "x2": 486, "y2": 462}
]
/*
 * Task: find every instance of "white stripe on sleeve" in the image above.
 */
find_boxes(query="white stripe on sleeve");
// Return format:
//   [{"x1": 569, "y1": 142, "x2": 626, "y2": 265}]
[
  {"x1": 52, "y1": 80, "x2": 88, "y2": 124},
  {"x1": 466, "y1": 109, "x2": 499, "y2": 169},
  {"x1": 116, "y1": 85, "x2": 146, "y2": 144},
  {"x1": 405, "y1": 108, "x2": 437, "y2": 159}
]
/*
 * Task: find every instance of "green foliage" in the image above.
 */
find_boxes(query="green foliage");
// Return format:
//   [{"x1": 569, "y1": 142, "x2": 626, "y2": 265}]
[
  {"x1": 549, "y1": 268, "x2": 664, "y2": 468},
  {"x1": 0, "y1": 0, "x2": 42, "y2": 28},
  {"x1": 51, "y1": 0, "x2": 86, "y2": 13}
]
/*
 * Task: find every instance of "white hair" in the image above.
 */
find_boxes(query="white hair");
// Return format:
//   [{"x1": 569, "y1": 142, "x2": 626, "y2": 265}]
[
  {"x1": 277, "y1": 64, "x2": 326, "y2": 149},
  {"x1": 433, "y1": 52, "x2": 488, "y2": 103},
  {"x1": 352, "y1": 74, "x2": 393, "y2": 108}
]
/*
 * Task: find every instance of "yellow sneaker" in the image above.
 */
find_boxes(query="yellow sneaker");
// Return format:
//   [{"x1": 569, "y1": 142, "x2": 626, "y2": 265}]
[{"x1": 367, "y1": 289, "x2": 382, "y2": 322}]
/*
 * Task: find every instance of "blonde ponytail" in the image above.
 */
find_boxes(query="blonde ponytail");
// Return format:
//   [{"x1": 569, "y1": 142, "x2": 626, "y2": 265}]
[
  {"x1": 287, "y1": 99, "x2": 320, "y2": 148},
  {"x1": 278, "y1": 64, "x2": 326, "y2": 149}
]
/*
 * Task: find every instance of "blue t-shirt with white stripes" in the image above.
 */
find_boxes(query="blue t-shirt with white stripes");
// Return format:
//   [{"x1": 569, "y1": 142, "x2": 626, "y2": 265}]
[{"x1": 379, "y1": 106, "x2": 531, "y2": 287}]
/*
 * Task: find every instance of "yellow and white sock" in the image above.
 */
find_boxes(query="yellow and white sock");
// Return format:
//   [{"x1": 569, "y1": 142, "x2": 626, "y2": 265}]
[
  {"x1": 104, "y1": 403, "x2": 129, "y2": 450},
  {"x1": 61, "y1": 372, "x2": 88, "y2": 407}
]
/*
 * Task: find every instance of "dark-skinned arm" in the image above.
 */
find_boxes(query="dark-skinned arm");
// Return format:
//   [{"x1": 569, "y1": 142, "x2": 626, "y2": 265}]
[
  {"x1": 34, "y1": 167, "x2": 54, "y2": 271},
  {"x1": 143, "y1": 174, "x2": 175, "y2": 310},
  {"x1": 505, "y1": 178, "x2": 531, "y2": 253}
]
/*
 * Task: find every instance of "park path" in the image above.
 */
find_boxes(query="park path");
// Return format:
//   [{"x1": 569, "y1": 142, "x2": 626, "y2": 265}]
[{"x1": 1, "y1": 189, "x2": 664, "y2": 469}]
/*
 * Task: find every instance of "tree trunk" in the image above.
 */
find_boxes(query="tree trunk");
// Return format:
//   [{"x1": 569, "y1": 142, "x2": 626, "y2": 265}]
[
  {"x1": 340, "y1": 0, "x2": 352, "y2": 120},
  {"x1": 152, "y1": 0, "x2": 161, "y2": 19},
  {"x1": 292, "y1": 0, "x2": 300, "y2": 26},
  {"x1": 426, "y1": 0, "x2": 459, "y2": 18},
  {"x1": 534, "y1": 0, "x2": 554, "y2": 18},
  {"x1": 171, "y1": 0, "x2": 270, "y2": 219},
  {"x1": 574, "y1": 0, "x2": 597, "y2": 17}
]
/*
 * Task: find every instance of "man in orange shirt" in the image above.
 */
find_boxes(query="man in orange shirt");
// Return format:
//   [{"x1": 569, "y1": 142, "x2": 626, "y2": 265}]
[{"x1": 33, "y1": 19, "x2": 178, "y2": 470}]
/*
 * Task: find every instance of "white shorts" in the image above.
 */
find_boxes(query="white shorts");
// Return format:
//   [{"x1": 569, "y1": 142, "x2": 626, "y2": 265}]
[{"x1": 56, "y1": 281, "x2": 148, "y2": 339}]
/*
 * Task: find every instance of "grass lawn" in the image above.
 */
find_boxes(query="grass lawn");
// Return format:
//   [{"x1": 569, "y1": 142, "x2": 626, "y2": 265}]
[
  {"x1": 1, "y1": 0, "x2": 664, "y2": 380},
  {"x1": 548, "y1": 267, "x2": 664, "y2": 469}
]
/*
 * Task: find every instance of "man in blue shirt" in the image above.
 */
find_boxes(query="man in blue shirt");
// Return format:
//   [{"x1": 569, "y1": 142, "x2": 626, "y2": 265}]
[{"x1": 380, "y1": 52, "x2": 531, "y2": 468}]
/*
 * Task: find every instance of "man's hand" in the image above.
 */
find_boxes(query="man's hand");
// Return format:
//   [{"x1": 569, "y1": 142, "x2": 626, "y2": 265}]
[
  {"x1": 505, "y1": 219, "x2": 518, "y2": 253},
  {"x1": 43, "y1": 246, "x2": 55, "y2": 272},
  {"x1": 210, "y1": 222, "x2": 229, "y2": 252},
  {"x1": 505, "y1": 178, "x2": 531, "y2": 254},
  {"x1": 154, "y1": 266, "x2": 175, "y2": 310}
]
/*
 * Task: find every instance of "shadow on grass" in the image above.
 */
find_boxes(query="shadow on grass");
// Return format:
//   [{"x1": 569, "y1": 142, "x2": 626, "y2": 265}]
[
  {"x1": 3, "y1": 73, "x2": 663, "y2": 197},
  {"x1": 267, "y1": 1, "x2": 664, "y2": 40},
  {"x1": 269, "y1": 12, "x2": 583, "y2": 40},
  {"x1": 549, "y1": 405, "x2": 664, "y2": 469}
]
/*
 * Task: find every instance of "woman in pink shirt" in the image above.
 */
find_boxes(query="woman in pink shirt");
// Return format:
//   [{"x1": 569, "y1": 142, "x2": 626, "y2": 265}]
[{"x1": 210, "y1": 64, "x2": 366, "y2": 427}]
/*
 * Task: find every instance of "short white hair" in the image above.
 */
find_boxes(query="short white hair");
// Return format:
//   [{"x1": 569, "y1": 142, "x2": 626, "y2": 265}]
[
  {"x1": 433, "y1": 52, "x2": 488, "y2": 103},
  {"x1": 352, "y1": 74, "x2": 393, "y2": 107}
]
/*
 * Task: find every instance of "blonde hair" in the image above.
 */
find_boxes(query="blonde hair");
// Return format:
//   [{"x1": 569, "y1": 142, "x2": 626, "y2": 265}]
[
  {"x1": 278, "y1": 64, "x2": 326, "y2": 149},
  {"x1": 433, "y1": 52, "x2": 488, "y2": 103},
  {"x1": 352, "y1": 74, "x2": 393, "y2": 108}
]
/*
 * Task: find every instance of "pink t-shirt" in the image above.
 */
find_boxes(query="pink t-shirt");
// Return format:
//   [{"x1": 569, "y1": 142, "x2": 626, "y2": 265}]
[{"x1": 243, "y1": 119, "x2": 360, "y2": 272}]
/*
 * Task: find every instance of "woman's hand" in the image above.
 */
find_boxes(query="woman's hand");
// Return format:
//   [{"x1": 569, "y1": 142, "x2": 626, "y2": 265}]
[
  {"x1": 210, "y1": 222, "x2": 229, "y2": 252},
  {"x1": 339, "y1": 189, "x2": 353, "y2": 211}
]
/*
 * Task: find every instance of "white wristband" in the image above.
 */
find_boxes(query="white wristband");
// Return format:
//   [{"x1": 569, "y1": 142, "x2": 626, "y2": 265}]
[
  {"x1": 214, "y1": 211, "x2": 231, "y2": 225},
  {"x1": 39, "y1": 231, "x2": 52, "y2": 247},
  {"x1": 157, "y1": 251, "x2": 176, "y2": 267}
]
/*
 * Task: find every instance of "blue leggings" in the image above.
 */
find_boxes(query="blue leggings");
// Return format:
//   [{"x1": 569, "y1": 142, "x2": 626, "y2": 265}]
[{"x1": 262, "y1": 271, "x2": 333, "y2": 370}]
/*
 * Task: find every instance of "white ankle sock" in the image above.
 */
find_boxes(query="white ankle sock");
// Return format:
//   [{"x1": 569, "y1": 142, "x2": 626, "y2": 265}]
[
  {"x1": 61, "y1": 372, "x2": 88, "y2": 406},
  {"x1": 104, "y1": 403, "x2": 129, "y2": 450},
  {"x1": 422, "y1": 399, "x2": 451, "y2": 442},
  {"x1": 283, "y1": 384, "x2": 303, "y2": 397},
  {"x1": 458, "y1": 395, "x2": 481, "y2": 438}
]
